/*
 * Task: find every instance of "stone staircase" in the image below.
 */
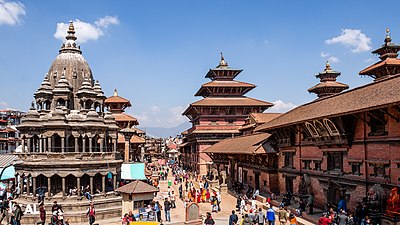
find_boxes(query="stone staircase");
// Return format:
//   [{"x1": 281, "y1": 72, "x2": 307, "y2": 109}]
[{"x1": 16, "y1": 193, "x2": 122, "y2": 224}]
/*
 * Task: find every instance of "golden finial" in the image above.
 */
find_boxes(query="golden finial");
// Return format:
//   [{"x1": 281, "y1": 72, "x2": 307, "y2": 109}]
[
  {"x1": 219, "y1": 52, "x2": 227, "y2": 67},
  {"x1": 68, "y1": 21, "x2": 75, "y2": 32},
  {"x1": 385, "y1": 28, "x2": 392, "y2": 45},
  {"x1": 325, "y1": 61, "x2": 331, "y2": 71},
  {"x1": 114, "y1": 88, "x2": 118, "y2": 97}
]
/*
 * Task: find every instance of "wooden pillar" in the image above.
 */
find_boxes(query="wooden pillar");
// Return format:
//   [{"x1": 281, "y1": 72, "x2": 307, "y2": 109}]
[
  {"x1": 82, "y1": 138, "x2": 86, "y2": 152},
  {"x1": 62, "y1": 177, "x2": 66, "y2": 196},
  {"x1": 75, "y1": 137, "x2": 79, "y2": 153},
  {"x1": 90, "y1": 176, "x2": 94, "y2": 194},
  {"x1": 124, "y1": 140, "x2": 130, "y2": 162},
  {"x1": 89, "y1": 137, "x2": 93, "y2": 153},
  {"x1": 47, "y1": 177, "x2": 51, "y2": 197},
  {"x1": 27, "y1": 176, "x2": 31, "y2": 195},
  {"x1": 113, "y1": 174, "x2": 117, "y2": 190},
  {"x1": 102, "y1": 175, "x2": 106, "y2": 193},
  {"x1": 113, "y1": 138, "x2": 117, "y2": 153}
]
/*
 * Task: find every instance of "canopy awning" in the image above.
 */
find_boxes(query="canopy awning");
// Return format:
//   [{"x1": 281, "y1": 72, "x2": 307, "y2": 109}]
[
  {"x1": 0, "y1": 166, "x2": 15, "y2": 180},
  {"x1": 121, "y1": 163, "x2": 147, "y2": 180}
]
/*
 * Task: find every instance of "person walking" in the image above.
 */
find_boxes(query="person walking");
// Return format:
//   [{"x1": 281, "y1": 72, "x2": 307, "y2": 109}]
[
  {"x1": 86, "y1": 202, "x2": 95, "y2": 225},
  {"x1": 266, "y1": 206, "x2": 276, "y2": 225},
  {"x1": 242, "y1": 214, "x2": 252, "y2": 225},
  {"x1": 170, "y1": 191, "x2": 176, "y2": 208},
  {"x1": 0, "y1": 197, "x2": 10, "y2": 225},
  {"x1": 307, "y1": 194, "x2": 314, "y2": 215},
  {"x1": 164, "y1": 197, "x2": 172, "y2": 222},
  {"x1": 278, "y1": 206, "x2": 288, "y2": 225},
  {"x1": 13, "y1": 203, "x2": 23, "y2": 225},
  {"x1": 204, "y1": 212, "x2": 215, "y2": 225},
  {"x1": 36, "y1": 202, "x2": 46, "y2": 225},
  {"x1": 255, "y1": 208, "x2": 266, "y2": 225},
  {"x1": 289, "y1": 213, "x2": 298, "y2": 225},
  {"x1": 229, "y1": 210, "x2": 239, "y2": 225},
  {"x1": 154, "y1": 201, "x2": 162, "y2": 222}
]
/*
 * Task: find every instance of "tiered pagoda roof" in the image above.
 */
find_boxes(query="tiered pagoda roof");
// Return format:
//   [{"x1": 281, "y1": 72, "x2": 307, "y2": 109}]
[
  {"x1": 360, "y1": 28, "x2": 400, "y2": 80},
  {"x1": 308, "y1": 61, "x2": 349, "y2": 98},
  {"x1": 105, "y1": 89, "x2": 138, "y2": 126}
]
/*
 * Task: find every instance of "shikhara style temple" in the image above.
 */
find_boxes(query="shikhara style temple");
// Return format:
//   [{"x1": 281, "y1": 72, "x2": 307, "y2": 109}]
[
  {"x1": 181, "y1": 53, "x2": 273, "y2": 174},
  {"x1": 202, "y1": 29, "x2": 400, "y2": 224},
  {"x1": 15, "y1": 22, "x2": 122, "y2": 223}
]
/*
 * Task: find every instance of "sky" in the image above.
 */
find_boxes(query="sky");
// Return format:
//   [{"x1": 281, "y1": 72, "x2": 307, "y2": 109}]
[{"x1": 1, "y1": 0, "x2": 400, "y2": 128}]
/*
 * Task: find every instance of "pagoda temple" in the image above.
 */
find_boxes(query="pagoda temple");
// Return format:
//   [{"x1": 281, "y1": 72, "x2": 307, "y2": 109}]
[
  {"x1": 105, "y1": 89, "x2": 146, "y2": 162},
  {"x1": 15, "y1": 22, "x2": 122, "y2": 223},
  {"x1": 182, "y1": 53, "x2": 273, "y2": 174},
  {"x1": 308, "y1": 61, "x2": 349, "y2": 98}
]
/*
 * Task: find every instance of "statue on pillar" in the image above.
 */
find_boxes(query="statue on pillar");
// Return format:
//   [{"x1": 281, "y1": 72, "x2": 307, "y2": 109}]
[
  {"x1": 298, "y1": 174, "x2": 311, "y2": 195},
  {"x1": 220, "y1": 171, "x2": 226, "y2": 185},
  {"x1": 367, "y1": 184, "x2": 385, "y2": 214}
]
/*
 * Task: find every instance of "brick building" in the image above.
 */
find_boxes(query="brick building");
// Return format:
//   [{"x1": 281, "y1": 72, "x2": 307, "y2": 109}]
[
  {"x1": 253, "y1": 30, "x2": 400, "y2": 214},
  {"x1": 181, "y1": 53, "x2": 272, "y2": 174}
]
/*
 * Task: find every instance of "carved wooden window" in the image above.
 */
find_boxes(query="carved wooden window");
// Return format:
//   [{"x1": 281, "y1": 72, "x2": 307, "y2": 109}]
[
  {"x1": 305, "y1": 122, "x2": 319, "y2": 137},
  {"x1": 351, "y1": 163, "x2": 361, "y2": 176},
  {"x1": 284, "y1": 152, "x2": 294, "y2": 168},
  {"x1": 368, "y1": 110, "x2": 387, "y2": 136},
  {"x1": 370, "y1": 163, "x2": 388, "y2": 178},
  {"x1": 302, "y1": 160, "x2": 311, "y2": 170},
  {"x1": 314, "y1": 161, "x2": 321, "y2": 171},
  {"x1": 323, "y1": 119, "x2": 340, "y2": 136},
  {"x1": 327, "y1": 152, "x2": 343, "y2": 171},
  {"x1": 314, "y1": 120, "x2": 329, "y2": 137},
  {"x1": 243, "y1": 170, "x2": 248, "y2": 183}
]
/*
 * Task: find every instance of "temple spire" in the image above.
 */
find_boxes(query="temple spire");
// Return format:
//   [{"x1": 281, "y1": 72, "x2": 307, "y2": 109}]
[
  {"x1": 66, "y1": 21, "x2": 77, "y2": 41},
  {"x1": 218, "y1": 52, "x2": 228, "y2": 67},
  {"x1": 325, "y1": 61, "x2": 331, "y2": 71},
  {"x1": 59, "y1": 21, "x2": 81, "y2": 54},
  {"x1": 384, "y1": 28, "x2": 392, "y2": 46},
  {"x1": 114, "y1": 88, "x2": 118, "y2": 96}
]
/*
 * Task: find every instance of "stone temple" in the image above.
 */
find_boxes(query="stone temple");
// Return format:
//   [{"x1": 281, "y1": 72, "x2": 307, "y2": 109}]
[{"x1": 15, "y1": 22, "x2": 122, "y2": 223}]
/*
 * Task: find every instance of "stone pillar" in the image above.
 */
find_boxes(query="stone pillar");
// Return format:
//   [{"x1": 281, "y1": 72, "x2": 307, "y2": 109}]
[
  {"x1": 77, "y1": 177, "x2": 81, "y2": 190},
  {"x1": 32, "y1": 176, "x2": 36, "y2": 197},
  {"x1": 90, "y1": 176, "x2": 94, "y2": 194},
  {"x1": 89, "y1": 137, "x2": 93, "y2": 153},
  {"x1": 124, "y1": 140, "x2": 130, "y2": 162},
  {"x1": 82, "y1": 138, "x2": 86, "y2": 152},
  {"x1": 47, "y1": 177, "x2": 51, "y2": 197},
  {"x1": 21, "y1": 139, "x2": 25, "y2": 153},
  {"x1": 43, "y1": 137, "x2": 47, "y2": 152},
  {"x1": 99, "y1": 138, "x2": 104, "y2": 153},
  {"x1": 61, "y1": 137, "x2": 65, "y2": 153},
  {"x1": 113, "y1": 138, "x2": 117, "y2": 153},
  {"x1": 75, "y1": 137, "x2": 78, "y2": 153},
  {"x1": 102, "y1": 175, "x2": 106, "y2": 193},
  {"x1": 113, "y1": 174, "x2": 116, "y2": 190},
  {"x1": 27, "y1": 138, "x2": 31, "y2": 153},
  {"x1": 39, "y1": 138, "x2": 43, "y2": 153},
  {"x1": 48, "y1": 137, "x2": 51, "y2": 152},
  {"x1": 62, "y1": 177, "x2": 66, "y2": 196}
]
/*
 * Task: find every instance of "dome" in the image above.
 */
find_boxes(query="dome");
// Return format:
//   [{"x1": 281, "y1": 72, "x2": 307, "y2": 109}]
[{"x1": 47, "y1": 22, "x2": 93, "y2": 95}]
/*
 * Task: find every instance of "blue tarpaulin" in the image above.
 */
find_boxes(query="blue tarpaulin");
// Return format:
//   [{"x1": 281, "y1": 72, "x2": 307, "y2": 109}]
[
  {"x1": 121, "y1": 163, "x2": 147, "y2": 180},
  {"x1": 0, "y1": 166, "x2": 15, "y2": 180}
]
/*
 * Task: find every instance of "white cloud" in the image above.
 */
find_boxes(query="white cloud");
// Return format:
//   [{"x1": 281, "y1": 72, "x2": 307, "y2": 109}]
[
  {"x1": 0, "y1": 0, "x2": 25, "y2": 26},
  {"x1": 168, "y1": 105, "x2": 187, "y2": 125},
  {"x1": 268, "y1": 100, "x2": 297, "y2": 113},
  {"x1": 150, "y1": 106, "x2": 160, "y2": 114},
  {"x1": 54, "y1": 16, "x2": 119, "y2": 43},
  {"x1": 0, "y1": 101, "x2": 9, "y2": 108},
  {"x1": 131, "y1": 105, "x2": 188, "y2": 128},
  {"x1": 325, "y1": 29, "x2": 372, "y2": 53},
  {"x1": 365, "y1": 58, "x2": 375, "y2": 63},
  {"x1": 320, "y1": 51, "x2": 339, "y2": 63}
]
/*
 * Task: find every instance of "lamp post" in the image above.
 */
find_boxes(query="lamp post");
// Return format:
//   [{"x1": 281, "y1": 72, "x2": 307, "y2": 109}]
[{"x1": 119, "y1": 127, "x2": 136, "y2": 163}]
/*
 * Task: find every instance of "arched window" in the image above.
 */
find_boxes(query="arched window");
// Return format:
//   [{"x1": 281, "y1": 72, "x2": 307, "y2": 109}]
[
  {"x1": 313, "y1": 120, "x2": 329, "y2": 137},
  {"x1": 323, "y1": 119, "x2": 340, "y2": 136},
  {"x1": 305, "y1": 122, "x2": 319, "y2": 137}
]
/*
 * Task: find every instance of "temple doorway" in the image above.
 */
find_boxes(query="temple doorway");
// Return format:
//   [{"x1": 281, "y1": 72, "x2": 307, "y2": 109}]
[{"x1": 51, "y1": 174, "x2": 62, "y2": 195}]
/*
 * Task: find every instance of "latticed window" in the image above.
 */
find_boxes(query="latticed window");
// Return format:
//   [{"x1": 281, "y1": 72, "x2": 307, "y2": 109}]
[
  {"x1": 284, "y1": 152, "x2": 294, "y2": 168},
  {"x1": 327, "y1": 152, "x2": 343, "y2": 171},
  {"x1": 368, "y1": 110, "x2": 387, "y2": 136}
]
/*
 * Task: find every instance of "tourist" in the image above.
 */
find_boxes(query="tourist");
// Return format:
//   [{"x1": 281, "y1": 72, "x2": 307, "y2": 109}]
[
  {"x1": 307, "y1": 193, "x2": 314, "y2": 215},
  {"x1": 266, "y1": 206, "x2": 275, "y2": 225},
  {"x1": 51, "y1": 201, "x2": 60, "y2": 213},
  {"x1": 211, "y1": 195, "x2": 218, "y2": 213},
  {"x1": 58, "y1": 208, "x2": 64, "y2": 224},
  {"x1": 289, "y1": 213, "x2": 298, "y2": 225},
  {"x1": 229, "y1": 210, "x2": 238, "y2": 225},
  {"x1": 155, "y1": 201, "x2": 162, "y2": 222},
  {"x1": 278, "y1": 206, "x2": 287, "y2": 225},
  {"x1": 318, "y1": 213, "x2": 332, "y2": 225},
  {"x1": 170, "y1": 191, "x2": 176, "y2": 208},
  {"x1": 164, "y1": 197, "x2": 172, "y2": 222},
  {"x1": 13, "y1": 202, "x2": 23, "y2": 225},
  {"x1": 127, "y1": 210, "x2": 136, "y2": 222},
  {"x1": 242, "y1": 214, "x2": 252, "y2": 225},
  {"x1": 196, "y1": 190, "x2": 201, "y2": 203},
  {"x1": 255, "y1": 208, "x2": 266, "y2": 225},
  {"x1": 185, "y1": 181, "x2": 188, "y2": 192},
  {"x1": 253, "y1": 189, "x2": 260, "y2": 200},
  {"x1": 179, "y1": 184, "x2": 183, "y2": 199},
  {"x1": 122, "y1": 213, "x2": 129, "y2": 225},
  {"x1": 84, "y1": 185, "x2": 93, "y2": 201},
  {"x1": 204, "y1": 212, "x2": 215, "y2": 225},
  {"x1": 240, "y1": 197, "x2": 246, "y2": 214},
  {"x1": 51, "y1": 210, "x2": 58, "y2": 225},
  {"x1": 36, "y1": 202, "x2": 45, "y2": 225},
  {"x1": 298, "y1": 199, "x2": 306, "y2": 217},
  {"x1": 0, "y1": 197, "x2": 10, "y2": 225},
  {"x1": 86, "y1": 202, "x2": 95, "y2": 225},
  {"x1": 346, "y1": 213, "x2": 355, "y2": 225}
]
